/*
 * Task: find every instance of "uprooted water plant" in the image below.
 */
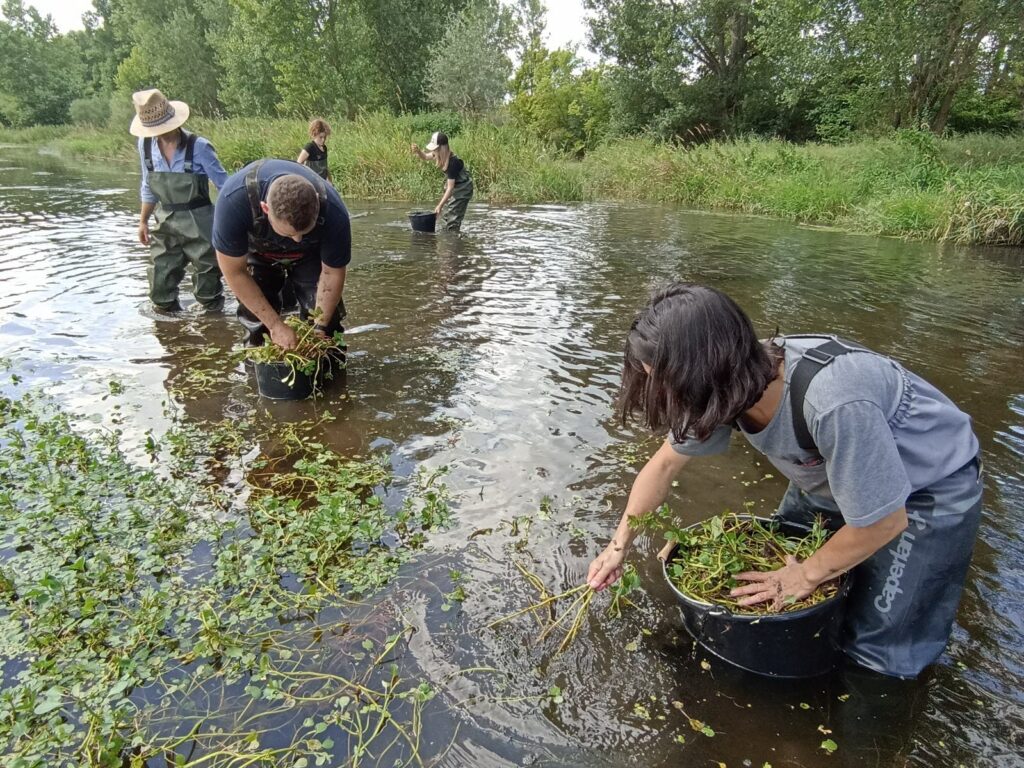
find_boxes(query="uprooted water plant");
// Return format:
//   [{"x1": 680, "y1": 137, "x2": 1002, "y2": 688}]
[
  {"x1": 635, "y1": 507, "x2": 839, "y2": 615},
  {"x1": 0, "y1": 381, "x2": 451, "y2": 767},
  {"x1": 487, "y1": 561, "x2": 640, "y2": 655},
  {"x1": 242, "y1": 315, "x2": 346, "y2": 391}
]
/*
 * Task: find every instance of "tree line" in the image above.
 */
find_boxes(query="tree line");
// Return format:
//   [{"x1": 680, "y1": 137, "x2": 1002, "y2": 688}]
[{"x1": 1, "y1": 0, "x2": 1021, "y2": 149}]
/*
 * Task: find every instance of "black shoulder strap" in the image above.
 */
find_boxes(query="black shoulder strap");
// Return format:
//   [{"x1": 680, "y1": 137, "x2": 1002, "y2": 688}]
[
  {"x1": 245, "y1": 161, "x2": 326, "y2": 235},
  {"x1": 789, "y1": 338, "x2": 867, "y2": 451},
  {"x1": 245, "y1": 160, "x2": 269, "y2": 235},
  {"x1": 313, "y1": 174, "x2": 327, "y2": 226},
  {"x1": 142, "y1": 137, "x2": 153, "y2": 172},
  {"x1": 182, "y1": 130, "x2": 196, "y2": 174}
]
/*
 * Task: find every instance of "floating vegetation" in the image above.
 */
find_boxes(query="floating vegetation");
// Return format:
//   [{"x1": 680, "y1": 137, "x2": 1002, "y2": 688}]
[
  {"x1": 652, "y1": 511, "x2": 838, "y2": 615},
  {"x1": 487, "y1": 561, "x2": 638, "y2": 655},
  {"x1": 604, "y1": 435, "x2": 661, "y2": 468},
  {"x1": 242, "y1": 315, "x2": 346, "y2": 391},
  {"x1": 0, "y1": 382, "x2": 451, "y2": 766}
]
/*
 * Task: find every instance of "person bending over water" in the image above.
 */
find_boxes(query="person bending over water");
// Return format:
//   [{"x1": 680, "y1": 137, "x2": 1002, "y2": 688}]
[{"x1": 587, "y1": 283, "x2": 982, "y2": 679}]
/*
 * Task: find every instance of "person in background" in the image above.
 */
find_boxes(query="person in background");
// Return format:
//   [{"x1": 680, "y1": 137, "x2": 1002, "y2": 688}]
[
  {"x1": 131, "y1": 88, "x2": 228, "y2": 312},
  {"x1": 212, "y1": 159, "x2": 350, "y2": 349},
  {"x1": 410, "y1": 131, "x2": 473, "y2": 231},
  {"x1": 297, "y1": 118, "x2": 332, "y2": 183},
  {"x1": 587, "y1": 282, "x2": 983, "y2": 680}
]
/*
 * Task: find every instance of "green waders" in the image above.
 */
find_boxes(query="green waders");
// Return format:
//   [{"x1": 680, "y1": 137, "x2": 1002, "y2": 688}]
[
  {"x1": 144, "y1": 132, "x2": 223, "y2": 311},
  {"x1": 438, "y1": 164, "x2": 473, "y2": 232},
  {"x1": 307, "y1": 155, "x2": 329, "y2": 180}
]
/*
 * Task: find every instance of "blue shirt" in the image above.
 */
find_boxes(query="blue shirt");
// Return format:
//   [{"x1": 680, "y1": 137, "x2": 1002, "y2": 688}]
[
  {"x1": 212, "y1": 159, "x2": 351, "y2": 269},
  {"x1": 138, "y1": 134, "x2": 229, "y2": 204}
]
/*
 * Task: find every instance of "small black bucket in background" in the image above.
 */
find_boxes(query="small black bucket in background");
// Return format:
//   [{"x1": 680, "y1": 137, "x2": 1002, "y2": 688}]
[
  {"x1": 408, "y1": 210, "x2": 436, "y2": 233},
  {"x1": 661, "y1": 516, "x2": 852, "y2": 678},
  {"x1": 254, "y1": 360, "x2": 319, "y2": 400}
]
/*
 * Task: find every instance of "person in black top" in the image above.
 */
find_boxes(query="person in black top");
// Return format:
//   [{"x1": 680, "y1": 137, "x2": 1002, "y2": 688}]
[
  {"x1": 297, "y1": 118, "x2": 331, "y2": 182},
  {"x1": 212, "y1": 159, "x2": 350, "y2": 349},
  {"x1": 411, "y1": 131, "x2": 474, "y2": 231}
]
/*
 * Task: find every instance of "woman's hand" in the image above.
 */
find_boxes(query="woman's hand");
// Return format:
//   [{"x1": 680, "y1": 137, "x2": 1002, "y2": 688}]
[
  {"x1": 729, "y1": 555, "x2": 817, "y2": 610},
  {"x1": 586, "y1": 542, "x2": 627, "y2": 591}
]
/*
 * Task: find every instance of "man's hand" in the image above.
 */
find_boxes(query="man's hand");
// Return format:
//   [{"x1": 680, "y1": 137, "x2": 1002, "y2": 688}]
[
  {"x1": 729, "y1": 555, "x2": 817, "y2": 610},
  {"x1": 586, "y1": 542, "x2": 627, "y2": 591},
  {"x1": 410, "y1": 143, "x2": 420, "y2": 155},
  {"x1": 138, "y1": 220, "x2": 150, "y2": 245},
  {"x1": 269, "y1": 321, "x2": 298, "y2": 350},
  {"x1": 433, "y1": 203, "x2": 442, "y2": 215}
]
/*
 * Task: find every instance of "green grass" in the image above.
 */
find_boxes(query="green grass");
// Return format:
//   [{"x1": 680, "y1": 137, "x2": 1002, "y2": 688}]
[{"x1": 2, "y1": 117, "x2": 1023, "y2": 245}]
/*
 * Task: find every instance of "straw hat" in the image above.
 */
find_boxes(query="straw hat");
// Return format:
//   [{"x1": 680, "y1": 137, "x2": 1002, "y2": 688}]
[{"x1": 129, "y1": 89, "x2": 190, "y2": 137}]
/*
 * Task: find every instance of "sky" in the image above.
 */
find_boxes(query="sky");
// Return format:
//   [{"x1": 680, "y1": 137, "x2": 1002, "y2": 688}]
[{"x1": 26, "y1": 0, "x2": 592, "y2": 52}]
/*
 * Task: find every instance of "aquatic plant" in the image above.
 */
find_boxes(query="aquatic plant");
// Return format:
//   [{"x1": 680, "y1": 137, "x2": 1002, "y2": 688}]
[
  {"x1": 653, "y1": 511, "x2": 839, "y2": 615},
  {"x1": 242, "y1": 315, "x2": 346, "y2": 392},
  {"x1": 488, "y1": 560, "x2": 639, "y2": 655},
  {"x1": 0, "y1": 382, "x2": 451, "y2": 766}
]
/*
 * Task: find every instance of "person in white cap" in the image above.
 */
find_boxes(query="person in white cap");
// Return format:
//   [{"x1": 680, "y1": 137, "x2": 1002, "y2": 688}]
[
  {"x1": 130, "y1": 88, "x2": 229, "y2": 312},
  {"x1": 410, "y1": 131, "x2": 474, "y2": 231}
]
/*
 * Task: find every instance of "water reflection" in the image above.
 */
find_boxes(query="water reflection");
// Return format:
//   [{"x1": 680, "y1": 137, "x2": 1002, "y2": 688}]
[{"x1": 1, "y1": 147, "x2": 1022, "y2": 767}]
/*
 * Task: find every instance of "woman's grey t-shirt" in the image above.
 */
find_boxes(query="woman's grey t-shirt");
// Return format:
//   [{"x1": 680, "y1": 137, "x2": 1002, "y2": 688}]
[{"x1": 671, "y1": 336, "x2": 979, "y2": 527}]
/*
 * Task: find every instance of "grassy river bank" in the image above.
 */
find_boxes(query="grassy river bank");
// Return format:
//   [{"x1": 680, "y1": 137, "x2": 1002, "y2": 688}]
[{"x1": 3, "y1": 116, "x2": 1024, "y2": 245}]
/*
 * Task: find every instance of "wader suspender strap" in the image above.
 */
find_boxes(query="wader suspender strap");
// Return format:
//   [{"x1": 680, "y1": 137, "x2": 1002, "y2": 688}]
[
  {"x1": 245, "y1": 159, "x2": 270, "y2": 240},
  {"x1": 144, "y1": 132, "x2": 210, "y2": 211},
  {"x1": 142, "y1": 131, "x2": 195, "y2": 173},
  {"x1": 245, "y1": 162, "x2": 329, "y2": 247},
  {"x1": 789, "y1": 338, "x2": 866, "y2": 452}
]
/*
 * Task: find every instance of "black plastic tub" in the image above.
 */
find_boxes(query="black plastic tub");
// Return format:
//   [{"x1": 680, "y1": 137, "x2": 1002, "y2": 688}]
[
  {"x1": 661, "y1": 516, "x2": 852, "y2": 678},
  {"x1": 408, "y1": 210, "x2": 436, "y2": 233},
  {"x1": 254, "y1": 360, "x2": 322, "y2": 400}
]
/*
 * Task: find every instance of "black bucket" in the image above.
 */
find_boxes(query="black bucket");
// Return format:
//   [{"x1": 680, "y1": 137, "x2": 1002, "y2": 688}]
[
  {"x1": 254, "y1": 360, "x2": 325, "y2": 400},
  {"x1": 408, "y1": 210, "x2": 436, "y2": 233},
  {"x1": 662, "y1": 516, "x2": 852, "y2": 678}
]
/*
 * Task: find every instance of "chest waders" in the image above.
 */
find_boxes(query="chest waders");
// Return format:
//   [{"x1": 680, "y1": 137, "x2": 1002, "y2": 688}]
[
  {"x1": 144, "y1": 132, "x2": 223, "y2": 311},
  {"x1": 307, "y1": 152, "x2": 329, "y2": 180},
  {"x1": 774, "y1": 336, "x2": 982, "y2": 678},
  {"x1": 235, "y1": 161, "x2": 346, "y2": 346},
  {"x1": 438, "y1": 162, "x2": 473, "y2": 232}
]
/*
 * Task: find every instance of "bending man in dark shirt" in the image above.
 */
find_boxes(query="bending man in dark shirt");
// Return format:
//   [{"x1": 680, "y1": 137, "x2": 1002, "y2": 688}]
[{"x1": 212, "y1": 159, "x2": 350, "y2": 349}]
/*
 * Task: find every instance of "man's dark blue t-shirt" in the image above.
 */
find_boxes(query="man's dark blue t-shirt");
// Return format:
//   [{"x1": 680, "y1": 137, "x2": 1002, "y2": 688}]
[{"x1": 212, "y1": 159, "x2": 351, "y2": 268}]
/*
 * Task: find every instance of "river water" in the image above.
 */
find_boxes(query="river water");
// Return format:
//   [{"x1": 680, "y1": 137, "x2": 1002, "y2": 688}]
[{"x1": 1, "y1": 146, "x2": 1022, "y2": 767}]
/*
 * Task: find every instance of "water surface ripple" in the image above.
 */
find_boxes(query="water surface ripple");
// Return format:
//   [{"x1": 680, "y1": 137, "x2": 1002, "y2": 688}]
[{"x1": 2, "y1": 149, "x2": 1022, "y2": 767}]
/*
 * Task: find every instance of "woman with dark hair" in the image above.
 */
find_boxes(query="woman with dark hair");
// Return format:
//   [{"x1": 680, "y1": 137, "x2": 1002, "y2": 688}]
[{"x1": 587, "y1": 283, "x2": 983, "y2": 679}]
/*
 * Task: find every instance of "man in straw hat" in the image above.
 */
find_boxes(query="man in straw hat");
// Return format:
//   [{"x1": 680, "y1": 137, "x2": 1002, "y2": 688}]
[
  {"x1": 212, "y1": 159, "x2": 350, "y2": 349},
  {"x1": 131, "y1": 88, "x2": 229, "y2": 312}
]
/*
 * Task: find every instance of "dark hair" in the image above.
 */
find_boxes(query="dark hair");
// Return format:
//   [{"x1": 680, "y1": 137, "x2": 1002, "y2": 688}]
[
  {"x1": 267, "y1": 175, "x2": 319, "y2": 231},
  {"x1": 618, "y1": 283, "x2": 779, "y2": 442}
]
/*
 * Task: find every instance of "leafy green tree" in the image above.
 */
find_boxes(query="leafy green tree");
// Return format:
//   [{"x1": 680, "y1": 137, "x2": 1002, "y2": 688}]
[
  {"x1": 425, "y1": 0, "x2": 519, "y2": 115},
  {"x1": 754, "y1": 0, "x2": 1024, "y2": 136},
  {"x1": 0, "y1": 0, "x2": 84, "y2": 126},
  {"x1": 510, "y1": 48, "x2": 611, "y2": 152},
  {"x1": 111, "y1": 0, "x2": 225, "y2": 114},
  {"x1": 584, "y1": 0, "x2": 771, "y2": 137},
  {"x1": 356, "y1": 0, "x2": 470, "y2": 112}
]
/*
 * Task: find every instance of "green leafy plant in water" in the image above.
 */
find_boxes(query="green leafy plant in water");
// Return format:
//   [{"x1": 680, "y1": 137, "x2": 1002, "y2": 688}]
[
  {"x1": 0, "y1": 383, "x2": 453, "y2": 766},
  {"x1": 607, "y1": 564, "x2": 640, "y2": 619},
  {"x1": 656, "y1": 511, "x2": 838, "y2": 615},
  {"x1": 242, "y1": 315, "x2": 346, "y2": 394}
]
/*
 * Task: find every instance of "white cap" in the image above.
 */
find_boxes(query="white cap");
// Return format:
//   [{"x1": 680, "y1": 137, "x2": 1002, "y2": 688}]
[{"x1": 424, "y1": 131, "x2": 449, "y2": 151}]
